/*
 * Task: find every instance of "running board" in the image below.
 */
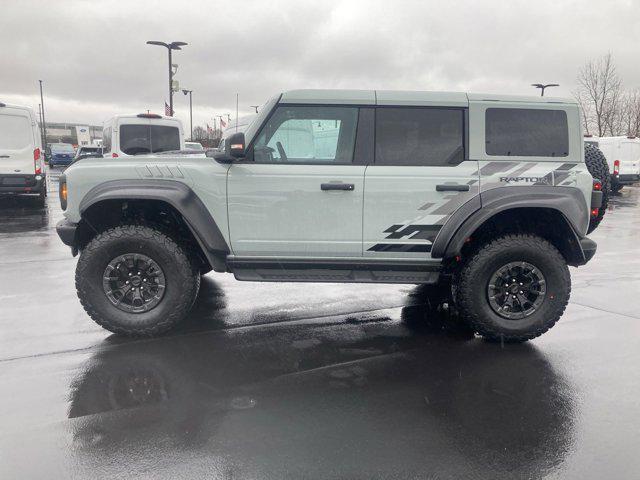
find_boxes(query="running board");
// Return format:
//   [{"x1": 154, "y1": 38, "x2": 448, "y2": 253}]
[{"x1": 226, "y1": 257, "x2": 441, "y2": 284}]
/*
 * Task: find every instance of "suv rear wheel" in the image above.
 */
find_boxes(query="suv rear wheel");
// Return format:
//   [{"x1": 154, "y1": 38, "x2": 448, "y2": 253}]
[
  {"x1": 76, "y1": 224, "x2": 200, "y2": 336},
  {"x1": 455, "y1": 234, "x2": 570, "y2": 342}
]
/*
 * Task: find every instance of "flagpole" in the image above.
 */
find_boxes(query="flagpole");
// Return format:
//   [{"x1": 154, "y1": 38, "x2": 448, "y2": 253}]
[{"x1": 235, "y1": 93, "x2": 239, "y2": 132}]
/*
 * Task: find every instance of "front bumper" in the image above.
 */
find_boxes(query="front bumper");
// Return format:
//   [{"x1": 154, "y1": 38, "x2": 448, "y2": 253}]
[
  {"x1": 613, "y1": 174, "x2": 640, "y2": 186},
  {"x1": 0, "y1": 174, "x2": 45, "y2": 194},
  {"x1": 579, "y1": 237, "x2": 597, "y2": 264},
  {"x1": 49, "y1": 156, "x2": 74, "y2": 165},
  {"x1": 56, "y1": 218, "x2": 78, "y2": 248}
]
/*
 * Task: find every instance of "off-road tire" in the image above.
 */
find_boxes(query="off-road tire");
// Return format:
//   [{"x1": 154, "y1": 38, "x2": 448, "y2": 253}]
[
  {"x1": 455, "y1": 234, "x2": 571, "y2": 342},
  {"x1": 76, "y1": 224, "x2": 200, "y2": 336},
  {"x1": 584, "y1": 143, "x2": 610, "y2": 233}
]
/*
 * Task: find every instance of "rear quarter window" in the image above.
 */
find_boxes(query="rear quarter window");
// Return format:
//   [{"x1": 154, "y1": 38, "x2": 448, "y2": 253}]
[
  {"x1": 486, "y1": 108, "x2": 569, "y2": 157},
  {"x1": 0, "y1": 114, "x2": 32, "y2": 150}
]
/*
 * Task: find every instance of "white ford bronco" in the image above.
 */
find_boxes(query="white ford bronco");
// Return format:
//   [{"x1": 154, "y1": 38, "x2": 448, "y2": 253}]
[{"x1": 56, "y1": 90, "x2": 603, "y2": 341}]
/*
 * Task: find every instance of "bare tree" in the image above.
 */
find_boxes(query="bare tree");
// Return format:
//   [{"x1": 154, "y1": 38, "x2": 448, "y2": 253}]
[
  {"x1": 620, "y1": 90, "x2": 640, "y2": 137},
  {"x1": 575, "y1": 53, "x2": 622, "y2": 136}
]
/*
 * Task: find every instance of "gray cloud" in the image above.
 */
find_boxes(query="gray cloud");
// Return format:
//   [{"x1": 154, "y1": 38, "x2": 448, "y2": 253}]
[{"x1": 1, "y1": 0, "x2": 639, "y2": 129}]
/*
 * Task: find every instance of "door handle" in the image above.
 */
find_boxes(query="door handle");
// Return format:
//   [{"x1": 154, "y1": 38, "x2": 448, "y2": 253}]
[
  {"x1": 436, "y1": 184, "x2": 470, "y2": 192},
  {"x1": 321, "y1": 183, "x2": 355, "y2": 191}
]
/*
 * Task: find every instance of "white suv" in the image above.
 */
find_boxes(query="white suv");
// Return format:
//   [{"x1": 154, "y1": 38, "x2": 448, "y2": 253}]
[
  {"x1": 0, "y1": 102, "x2": 46, "y2": 205},
  {"x1": 102, "y1": 113, "x2": 184, "y2": 158}
]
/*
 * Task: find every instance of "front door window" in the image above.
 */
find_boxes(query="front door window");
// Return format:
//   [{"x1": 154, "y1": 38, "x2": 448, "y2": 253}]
[{"x1": 252, "y1": 106, "x2": 358, "y2": 164}]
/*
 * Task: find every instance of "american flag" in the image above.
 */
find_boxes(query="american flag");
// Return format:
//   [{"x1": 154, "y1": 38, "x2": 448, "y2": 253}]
[
  {"x1": 207, "y1": 124, "x2": 213, "y2": 135},
  {"x1": 220, "y1": 118, "x2": 227, "y2": 129},
  {"x1": 164, "y1": 101, "x2": 173, "y2": 116}
]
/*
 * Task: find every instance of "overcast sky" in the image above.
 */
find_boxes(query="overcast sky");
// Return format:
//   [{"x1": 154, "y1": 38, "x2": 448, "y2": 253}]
[{"x1": 2, "y1": 0, "x2": 639, "y2": 130}]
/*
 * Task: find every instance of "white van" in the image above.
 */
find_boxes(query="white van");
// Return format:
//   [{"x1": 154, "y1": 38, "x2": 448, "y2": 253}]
[
  {"x1": 586, "y1": 136, "x2": 640, "y2": 192},
  {"x1": 102, "y1": 113, "x2": 184, "y2": 158},
  {"x1": 0, "y1": 102, "x2": 46, "y2": 205}
]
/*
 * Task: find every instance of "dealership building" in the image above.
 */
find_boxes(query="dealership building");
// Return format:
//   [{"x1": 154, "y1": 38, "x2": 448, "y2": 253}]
[{"x1": 39, "y1": 122, "x2": 103, "y2": 146}]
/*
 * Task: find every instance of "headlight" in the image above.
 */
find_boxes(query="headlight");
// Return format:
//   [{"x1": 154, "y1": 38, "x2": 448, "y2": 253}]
[{"x1": 59, "y1": 174, "x2": 68, "y2": 210}]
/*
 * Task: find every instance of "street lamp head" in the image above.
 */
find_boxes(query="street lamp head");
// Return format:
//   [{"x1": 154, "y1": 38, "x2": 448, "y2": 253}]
[
  {"x1": 182, "y1": 89, "x2": 192, "y2": 95},
  {"x1": 146, "y1": 40, "x2": 168, "y2": 48},
  {"x1": 169, "y1": 41, "x2": 188, "y2": 50}
]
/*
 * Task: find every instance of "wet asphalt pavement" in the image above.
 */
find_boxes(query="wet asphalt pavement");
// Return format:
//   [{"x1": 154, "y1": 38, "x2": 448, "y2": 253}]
[{"x1": 1, "y1": 168, "x2": 639, "y2": 479}]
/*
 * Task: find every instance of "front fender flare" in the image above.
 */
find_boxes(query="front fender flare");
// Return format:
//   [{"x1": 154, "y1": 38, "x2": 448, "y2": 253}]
[{"x1": 79, "y1": 179, "x2": 229, "y2": 266}]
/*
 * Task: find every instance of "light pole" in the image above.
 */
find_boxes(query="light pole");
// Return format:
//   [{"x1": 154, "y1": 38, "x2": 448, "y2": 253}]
[
  {"x1": 182, "y1": 89, "x2": 193, "y2": 140},
  {"x1": 38, "y1": 80, "x2": 47, "y2": 148},
  {"x1": 250, "y1": 105, "x2": 259, "y2": 114},
  {"x1": 531, "y1": 83, "x2": 559, "y2": 97},
  {"x1": 146, "y1": 41, "x2": 188, "y2": 116}
]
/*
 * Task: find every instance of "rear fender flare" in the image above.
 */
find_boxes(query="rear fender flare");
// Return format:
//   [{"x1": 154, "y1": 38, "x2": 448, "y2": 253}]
[{"x1": 431, "y1": 186, "x2": 589, "y2": 259}]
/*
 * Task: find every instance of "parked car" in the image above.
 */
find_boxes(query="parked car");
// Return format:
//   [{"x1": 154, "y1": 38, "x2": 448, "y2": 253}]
[
  {"x1": 74, "y1": 146, "x2": 103, "y2": 160},
  {"x1": 102, "y1": 113, "x2": 184, "y2": 158},
  {"x1": 0, "y1": 102, "x2": 46, "y2": 205},
  {"x1": 57, "y1": 89, "x2": 602, "y2": 341},
  {"x1": 585, "y1": 136, "x2": 640, "y2": 192},
  {"x1": 47, "y1": 143, "x2": 76, "y2": 168},
  {"x1": 184, "y1": 141, "x2": 204, "y2": 151}
]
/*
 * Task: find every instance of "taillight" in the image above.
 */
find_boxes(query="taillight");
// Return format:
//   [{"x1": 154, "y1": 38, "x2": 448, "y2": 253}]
[
  {"x1": 613, "y1": 160, "x2": 620, "y2": 175},
  {"x1": 34, "y1": 148, "x2": 41, "y2": 174},
  {"x1": 112, "y1": 153, "x2": 119, "y2": 158},
  {"x1": 591, "y1": 208, "x2": 599, "y2": 217},
  {"x1": 593, "y1": 180, "x2": 602, "y2": 191}
]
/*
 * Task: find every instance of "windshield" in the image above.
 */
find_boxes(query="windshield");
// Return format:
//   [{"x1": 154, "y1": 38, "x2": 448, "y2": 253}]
[
  {"x1": 119, "y1": 124, "x2": 180, "y2": 155},
  {"x1": 79, "y1": 147, "x2": 100, "y2": 153},
  {"x1": 51, "y1": 144, "x2": 75, "y2": 153},
  {"x1": 185, "y1": 142, "x2": 204, "y2": 151}
]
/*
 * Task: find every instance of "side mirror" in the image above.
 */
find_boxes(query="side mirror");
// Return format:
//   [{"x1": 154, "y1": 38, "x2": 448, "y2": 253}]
[
  {"x1": 226, "y1": 132, "x2": 246, "y2": 158},
  {"x1": 212, "y1": 151, "x2": 234, "y2": 164}
]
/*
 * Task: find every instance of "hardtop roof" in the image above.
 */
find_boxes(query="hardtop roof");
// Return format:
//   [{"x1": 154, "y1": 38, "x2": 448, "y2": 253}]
[{"x1": 279, "y1": 89, "x2": 576, "y2": 107}]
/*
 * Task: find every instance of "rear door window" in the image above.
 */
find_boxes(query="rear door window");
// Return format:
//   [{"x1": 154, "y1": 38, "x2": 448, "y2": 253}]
[
  {"x1": 0, "y1": 114, "x2": 32, "y2": 150},
  {"x1": 374, "y1": 107, "x2": 464, "y2": 166},
  {"x1": 119, "y1": 124, "x2": 180, "y2": 154},
  {"x1": 150, "y1": 125, "x2": 180, "y2": 153},
  {"x1": 485, "y1": 108, "x2": 569, "y2": 157}
]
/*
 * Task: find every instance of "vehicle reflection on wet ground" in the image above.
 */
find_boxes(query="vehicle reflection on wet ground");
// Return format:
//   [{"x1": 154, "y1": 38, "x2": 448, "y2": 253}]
[{"x1": 0, "y1": 169, "x2": 639, "y2": 479}]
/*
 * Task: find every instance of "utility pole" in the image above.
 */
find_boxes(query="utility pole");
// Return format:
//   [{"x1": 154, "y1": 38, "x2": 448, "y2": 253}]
[
  {"x1": 38, "y1": 80, "x2": 47, "y2": 148},
  {"x1": 182, "y1": 89, "x2": 193, "y2": 140}
]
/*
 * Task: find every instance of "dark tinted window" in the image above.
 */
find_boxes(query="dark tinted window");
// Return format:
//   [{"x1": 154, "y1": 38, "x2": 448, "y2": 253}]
[
  {"x1": 253, "y1": 106, "x2": 358, "y2": 164},
  {"x1": 119, "y1": 125, "x2": 180, "y2": 155},
  {"x1": 486, "y1": 108, "x2": 568, "y2": 157},
  {"x1": 375, "y1": 108, "x2": 464, "y2": 166}
]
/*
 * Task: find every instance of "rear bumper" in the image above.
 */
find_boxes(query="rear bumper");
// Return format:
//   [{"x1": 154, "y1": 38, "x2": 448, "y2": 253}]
[
  {"x1": 0, "y1": 174, "x2": 45, "y2": 194},
  {"x1": 56, "y1": 218, "x2": 77, "y2": 247}
]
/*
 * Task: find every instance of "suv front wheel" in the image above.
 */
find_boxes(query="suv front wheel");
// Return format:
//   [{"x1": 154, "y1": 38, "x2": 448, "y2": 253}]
[
  {"x1": 76, "y1": 225, "x2": 200, "y2": 336},
  {"x1": 455, "y1": 234, "x2": 571, "y2": 342}
]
